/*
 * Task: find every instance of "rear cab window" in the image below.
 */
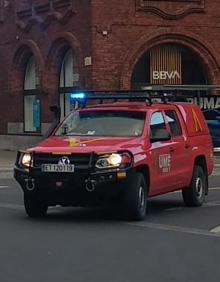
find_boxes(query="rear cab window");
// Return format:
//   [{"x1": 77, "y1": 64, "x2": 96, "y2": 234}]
[{"x1": 165, "y1": 110, "x2": 182, "y2": 138}]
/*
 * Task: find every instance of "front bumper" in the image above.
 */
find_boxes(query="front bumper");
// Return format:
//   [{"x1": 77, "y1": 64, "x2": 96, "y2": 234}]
[{"x1": 14, "y1": 165, "x2": 133, "y2": 206}]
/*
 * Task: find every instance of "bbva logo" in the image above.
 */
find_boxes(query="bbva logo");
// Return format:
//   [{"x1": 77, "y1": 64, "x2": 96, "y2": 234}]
[{"x1": 153, "y1": 70, "x2": 181, "y2": 80}]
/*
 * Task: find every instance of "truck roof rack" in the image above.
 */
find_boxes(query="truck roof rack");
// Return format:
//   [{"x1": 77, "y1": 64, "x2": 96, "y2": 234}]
[
  {"x1": 58, "y1": 85, "x2": 220, "y2": 108},
  {"x1": 60, "y1": 85, "x2": 220, "y2": 94},
  {"x1": 141, "y1": 85, "x2": 220, "y2": 91},
  {"x1": 58, "y1": 89, "x2": 193, "y2": 108},
  {"x1": 47, "y1": 85, "x2": 220, "y2": 135}
]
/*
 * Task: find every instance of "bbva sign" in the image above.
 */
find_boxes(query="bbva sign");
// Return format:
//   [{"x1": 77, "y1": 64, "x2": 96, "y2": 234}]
[{"x1": 153, "y1": 70, "x2": 181, "y2": 80}]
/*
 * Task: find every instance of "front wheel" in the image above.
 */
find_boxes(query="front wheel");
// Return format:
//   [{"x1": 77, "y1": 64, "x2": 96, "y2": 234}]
[
  {"x1": 24, "y1": 193, "x2": 48, "y2": 218},
  {"x1": 123, "y1": 172, "x2": 147, "y2": 221},
  {"x1": 182, "y1": 165, "x2": 206, "y2": 207}
]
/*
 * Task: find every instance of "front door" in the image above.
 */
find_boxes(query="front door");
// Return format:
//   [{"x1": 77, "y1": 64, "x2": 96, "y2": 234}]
[
  {"x1": 164, "y1": 108, "x2": 190, "y2": 187},
  {"x1": 148, "y1": 111, "x2": 179, "y2": 195}
]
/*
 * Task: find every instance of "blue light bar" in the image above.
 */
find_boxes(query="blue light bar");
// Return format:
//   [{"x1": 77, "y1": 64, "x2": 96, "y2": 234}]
[{"x1": 70, "y1": 92, "x2": 86, "y2": 99}]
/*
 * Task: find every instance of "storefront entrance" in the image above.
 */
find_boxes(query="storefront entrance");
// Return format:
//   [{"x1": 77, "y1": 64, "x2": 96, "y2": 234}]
[{"x1": 131, "y1": 44, "x2": 207, "y2": 89}]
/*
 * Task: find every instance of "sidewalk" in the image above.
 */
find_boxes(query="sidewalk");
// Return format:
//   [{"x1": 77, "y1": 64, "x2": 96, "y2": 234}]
[
  {"x1": 0, "y1": 150, "x2": 17, "y2": 178},
  {"x1": 0, "y1": 150, "x2": 220, "y2": 179}
]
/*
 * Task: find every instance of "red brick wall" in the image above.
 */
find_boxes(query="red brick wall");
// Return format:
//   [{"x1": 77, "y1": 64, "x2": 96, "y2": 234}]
[
  {"x1": 91, "y1": 0, "x2": 220, "y2": 89},
  {"x1": 0, "y1": 0, "x2": 92, "y2": 134},
  {"x1": 1, "y1": 0, "x2": 220, "y2": 135}
]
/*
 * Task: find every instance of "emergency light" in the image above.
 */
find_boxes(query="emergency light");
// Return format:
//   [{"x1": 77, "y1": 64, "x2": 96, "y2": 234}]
[{"x1": 70, "y1": 93, "x2": 86, "y2": 99}]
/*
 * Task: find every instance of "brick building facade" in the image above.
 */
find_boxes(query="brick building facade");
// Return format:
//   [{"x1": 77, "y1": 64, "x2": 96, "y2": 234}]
[{"x1": 0, "y1": 0, "x2": 220, "y2": 149}]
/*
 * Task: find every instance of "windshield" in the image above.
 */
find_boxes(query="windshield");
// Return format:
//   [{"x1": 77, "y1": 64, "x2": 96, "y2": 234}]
[{"x1": 54, "y1": 111, "x2": 146, "y2": 137}]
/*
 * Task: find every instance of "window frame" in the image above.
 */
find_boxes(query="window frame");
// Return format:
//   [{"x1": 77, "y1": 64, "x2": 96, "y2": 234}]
[
  {"x1": 23, "y1": 56, "x2": 41, "y2": 134},
  {"x1": 59, "y1": 49, "x2": 75, "y2": 120},
  {"x1": 149, "y1": 111, "x2": 168, "y2": 142},
  {"x1": 164, "y1": 110, "x2": 182, "y2": 138}
]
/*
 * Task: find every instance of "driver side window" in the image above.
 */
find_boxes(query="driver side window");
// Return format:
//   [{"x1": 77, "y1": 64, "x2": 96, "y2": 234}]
[{"x1": 150, "y1": 112, "x2": 166, "y2": 139}]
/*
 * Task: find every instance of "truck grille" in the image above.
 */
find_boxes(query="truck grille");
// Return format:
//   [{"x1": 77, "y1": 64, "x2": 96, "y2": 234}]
[{"x1": 34, "y1": 153, "x2": 97, "y2": 171}]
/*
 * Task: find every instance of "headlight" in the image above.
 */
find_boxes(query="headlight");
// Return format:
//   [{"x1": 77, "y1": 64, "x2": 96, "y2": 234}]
[
  {"x1": 108, "y1": 154, "x2": 122, "y2": 166},
  {"x1": 20, "y1": 153, "x2": 32, "y2": 168},
  {"x1": 95, "y1": 152, "x2": 132, "y2": 169}
]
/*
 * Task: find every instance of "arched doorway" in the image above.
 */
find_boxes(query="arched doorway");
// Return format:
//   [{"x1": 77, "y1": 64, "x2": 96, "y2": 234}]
[{"x1": 131, "y1": 44, "x2": 207, "y2": 89}]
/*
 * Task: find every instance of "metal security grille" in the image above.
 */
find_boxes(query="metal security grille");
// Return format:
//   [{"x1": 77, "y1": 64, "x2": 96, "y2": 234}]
[
  {"x1": 34, "y1": 153, "x2": 97, "y2": 171},
  {"x1": 150, "y1": 46, "x2": 182, "y2": 85}
]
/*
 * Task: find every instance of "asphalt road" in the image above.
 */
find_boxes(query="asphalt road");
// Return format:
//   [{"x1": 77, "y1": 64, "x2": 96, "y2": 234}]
[{"x1": 0, "y1": 176, "x2": 220, "y2": 282}]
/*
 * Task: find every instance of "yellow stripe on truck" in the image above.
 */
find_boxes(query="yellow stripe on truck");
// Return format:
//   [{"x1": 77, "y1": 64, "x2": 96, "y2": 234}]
[{"x1": 192, "y1": 109, "x2": 203, "y2": 132}]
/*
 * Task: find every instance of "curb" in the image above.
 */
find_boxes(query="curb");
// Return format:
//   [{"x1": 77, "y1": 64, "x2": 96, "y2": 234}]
[
  {"x1": 0, "y1": 168, "x2": 14, "y2": 171},
  {"x1": 0, "y1": 172, "x2": 13, "y2": 179}
]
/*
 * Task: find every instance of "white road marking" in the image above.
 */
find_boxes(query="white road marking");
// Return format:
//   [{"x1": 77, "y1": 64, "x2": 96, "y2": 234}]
[
  {"x1": 164, "y1": 207, "x2": 183, "y2": 212},
  {"x1": 203, "y1": 201, "x2": 220, "y2": 207},
  {"x1": 210, "y1": 226, "x2": 220, "y2": 233},
  {"x1": 127, "y1": 222, "x2": 220, "y2": 238},
  {"x1": 0, "y1": 203, "x2": 23, "y2": 210},
  {"x1": 0, "y1": 186, "x2": 8, "y2": 189},
  {"x1": 210, "y1": 187, "x2": 220, "y2": 191},
  {"x1": 0, "y1": 200, "x2": 219, "y2": 239}
]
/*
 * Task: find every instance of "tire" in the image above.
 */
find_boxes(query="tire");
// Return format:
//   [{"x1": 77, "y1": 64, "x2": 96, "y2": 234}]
[
  {"x1": 123, "y1": 172, "x2": 147, "y2": 221},
  {"x1": 182, "y1": 165, "x2": 206, "y2": 207},
  {"x1": 24, "y1": 193, "x2": 48, "y2": 218}
]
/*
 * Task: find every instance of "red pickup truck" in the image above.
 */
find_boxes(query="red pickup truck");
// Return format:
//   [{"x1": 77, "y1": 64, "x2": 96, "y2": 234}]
[{"x1": 14, "y1": 93, "x2": 214, "y2": 220}]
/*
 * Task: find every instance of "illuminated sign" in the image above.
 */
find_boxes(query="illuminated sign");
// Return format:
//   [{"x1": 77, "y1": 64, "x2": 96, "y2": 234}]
[{"x1": 153, "y1": 71, "x2": 181, "y2": 81}]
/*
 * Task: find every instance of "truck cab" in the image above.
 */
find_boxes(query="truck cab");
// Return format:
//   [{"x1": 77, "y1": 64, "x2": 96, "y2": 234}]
[{"x1": 14, "y1": 92, "x2": 214, "y2": 220}]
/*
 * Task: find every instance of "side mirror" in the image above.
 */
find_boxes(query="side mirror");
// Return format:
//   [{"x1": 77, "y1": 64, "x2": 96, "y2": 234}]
[
  {"x1": 150, "y1": 128, "x2": 171, "y2": 143},
  {"x1": 50, "y1": 105, "x2": 61, "y2": 120},
  {"x1": 61, "y1": 124, "x2": 69, "y2": 135}
]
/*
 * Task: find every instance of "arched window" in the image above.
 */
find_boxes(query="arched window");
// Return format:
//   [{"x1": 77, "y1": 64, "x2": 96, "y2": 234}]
[
  {"x1": 24, "y1": 56, "x2": 40, "y2": 132},
  {"x1": 59, "y1": 49, "x2": 74, "y2": 120}
]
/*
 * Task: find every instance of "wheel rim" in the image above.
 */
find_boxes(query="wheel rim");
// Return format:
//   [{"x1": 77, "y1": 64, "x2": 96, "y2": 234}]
[
  {"x1": 195, "y1": 177, "x2": 203, "y2": 199},
  {"x1": 139, "y1": 185, "x2": 145, "y2": 208}
]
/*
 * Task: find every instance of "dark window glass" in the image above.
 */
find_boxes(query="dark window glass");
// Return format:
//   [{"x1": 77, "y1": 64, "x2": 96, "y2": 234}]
[{"x1": 24, "y1": 56, "x2": 41, "y2": 133}]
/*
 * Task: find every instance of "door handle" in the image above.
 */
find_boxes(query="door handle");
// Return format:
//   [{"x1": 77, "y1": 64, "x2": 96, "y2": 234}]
[{"x1": 169, "y1": 147, "x2": 175, "y2": 153}]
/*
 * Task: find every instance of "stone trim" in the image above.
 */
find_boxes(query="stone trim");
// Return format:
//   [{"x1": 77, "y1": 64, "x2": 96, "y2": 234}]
[
  {"x1": 136, "y1": 0, "x2": 205, "y2": 20},
  {"x1": 45, "y1": 32, "x2": 84, "y2": 95},
  {"x1": 16, "y1": 0, "x2": 76, "y2": 32},
  {"x1": 8, "y1": 40, "x2": 44, "y2": 97}
]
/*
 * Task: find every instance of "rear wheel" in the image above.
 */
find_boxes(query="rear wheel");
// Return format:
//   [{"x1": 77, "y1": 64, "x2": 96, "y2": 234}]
[
  {"x1": 123, "y1": 172, "x2": 147, "y2": 221},
  {"x1": 24, "y1": 193, "x2": 48, "y2": 218},
  {"x1": 182, "y1": 165, "x2": 206, "y2": 207}
]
